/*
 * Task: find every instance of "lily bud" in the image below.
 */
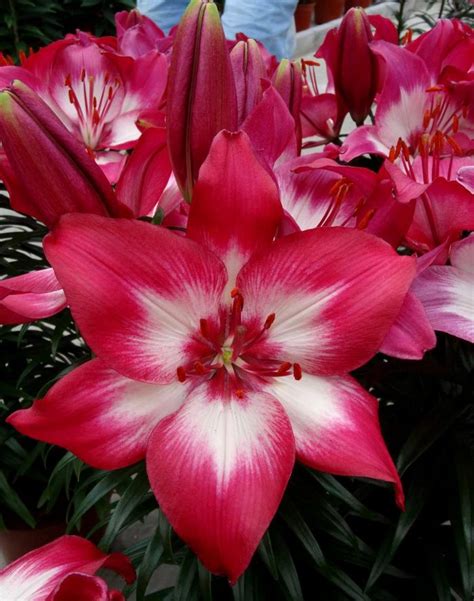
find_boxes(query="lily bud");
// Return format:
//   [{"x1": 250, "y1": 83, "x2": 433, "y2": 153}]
[
  {"x1": 230, "y1": 38, "x2": 267, "y2": 125},
  {"x1": 0, "y1": 81, "x2": 129, "y2": 227},
  {"x1": 318, "y1": 8, "x2": 376, "y2": 125},
  {"x1": 167, "y1": 0, "x2": 237, "y2": 201},
  {"x1": 272, "y1": 59, "x2": 303, "y2": 152}
]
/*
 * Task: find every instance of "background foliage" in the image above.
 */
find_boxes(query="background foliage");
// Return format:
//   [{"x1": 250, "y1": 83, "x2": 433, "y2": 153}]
[{"x1": 0, "y1": 0, "x2": 134, "y2": 60}]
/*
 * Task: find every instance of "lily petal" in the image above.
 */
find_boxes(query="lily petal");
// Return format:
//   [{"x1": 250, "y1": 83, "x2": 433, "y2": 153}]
[
  {"x1": 187, "y1": 130, "x2": 282, "y2": 282},
  {"x1": 8, "y1": 358, "x2": 188, "y2": 469},
  {"x1": 147, "y1": 375, "x2": 295, "y2": 583},
  {"x1": 44, "y1": 215, "x2": 227, "y2": 383},
  {"x1": 237, "y1": 227, "x2": 415, "y2": 375},
  {"x1": 0, "y1": 536, "x2": 134, "y2": 601},
  {"x1": 0, "y1": 268, "x2": 66, "y2": 324},
  {"x1": 268, "y1": 373, "x2": 404, "y2": 508}
]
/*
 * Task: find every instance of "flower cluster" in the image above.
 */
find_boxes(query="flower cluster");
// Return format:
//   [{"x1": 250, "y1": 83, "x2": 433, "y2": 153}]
[{"x1": 0, "y1": 0, "x2": 472, "y2": 588}]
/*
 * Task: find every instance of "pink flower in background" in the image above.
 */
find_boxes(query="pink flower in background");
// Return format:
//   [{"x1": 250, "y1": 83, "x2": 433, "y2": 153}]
[
  {"x1": 0, "y1": 535, "x2": 134, "y2": 601},
  {"x1": 21, "y1": 30, "x2": 168, "y2": 152},
  {"x1": 9, "y1": 131, "x2": 415, "y2": 582}
]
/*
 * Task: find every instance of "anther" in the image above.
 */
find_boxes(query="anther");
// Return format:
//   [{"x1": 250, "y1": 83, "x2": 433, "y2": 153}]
[
  {"x1": 264, "y1": 313, "x2": 276, "y2": 329},
  {"x1": 200, "y1": 318, "x2": 209, "y2": 338},
  {"x1": 80, "y1": 68, "x2": 86, "y2": 82},
  {"x1": 177, "y1": 366, "x2": 187, "y2": 382},
  {"x1": 276, "y1": 362, "x2": 292, "y2": 376},
  {"x1": 235, "y1": 389, "x2": 245, "y2": 399},
  {"x1": 194, "y1": 361, "x2": 206, "y2": 375},
  {"x1": 293, "y1": 363, "x2": 302, "y2": 380}
]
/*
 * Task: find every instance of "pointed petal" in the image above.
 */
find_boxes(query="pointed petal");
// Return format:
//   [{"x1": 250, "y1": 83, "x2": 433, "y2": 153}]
[
  {"x1": 8, "y1": 358, "x2": 188, "y2": 469},
  {"x1": 0, "y1": 81, "x2": 128, "y2": 227},
  {"x1": 147, "y1": 376, "x2": 295, "y2": 583},
  {"x1": 406, "y1": 179, "x2": 474, "y2": 251},
  {"x1": 242, "y1": 83, "x2": 297, "y2": 167},
  {"x1": 0, "y1": 268, "x2": 66, "y2": 324},
  {"x1": 268, "y1": 373, "x2": 404, "y2": 508},
  {"x1": 44, "y1": 215, "x2": 227, "y2": 383},
  {"x1": 411, "y1": 236, "x2": 474, "y2": 343},
  {"x1": 340, "y1": 124, "x2": 390, "y2": 161},
  {"x1": 187, "y1": 130, "x2": 282, "y2": 281},
  {"x1": 237, "y1": 227, "x2": 415, "y2": 375},
  {"x1": 370, "y1": 42, "x2": 431, "y2": 149},
  {"x1": 380, "y1": 291, "x2": 436, "y2": 359},
  {"x1": 116, "y1": 127, "x2": 172, "y2": 217},
  {"x1": 49, "y1": 574, "x2": 111, "y2": 601},
  {"x1": 0, "y1": 536, "x2": 134, "y2": 601}
]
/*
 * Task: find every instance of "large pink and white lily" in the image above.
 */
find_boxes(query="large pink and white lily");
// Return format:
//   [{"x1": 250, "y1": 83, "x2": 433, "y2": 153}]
[
  {"x1": 0, "y1": 535, "x2": 134, "y2": 601},
  {"x1": 9, "y1": 131, "x2": 415, "y2": 583}
]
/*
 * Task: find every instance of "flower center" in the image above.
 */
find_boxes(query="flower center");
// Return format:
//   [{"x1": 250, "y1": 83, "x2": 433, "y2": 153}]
[
  {"x1": 175, "y1": 289, "x2": 302, "y2": 391},
  {"x1": 64, "y1": 69, "x2": 121, "y2": 150}
]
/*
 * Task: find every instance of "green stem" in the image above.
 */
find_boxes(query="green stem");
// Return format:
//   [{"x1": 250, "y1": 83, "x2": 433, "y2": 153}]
[{"x1": 438, "y1": 0, "x2": 447, "y2": 18}]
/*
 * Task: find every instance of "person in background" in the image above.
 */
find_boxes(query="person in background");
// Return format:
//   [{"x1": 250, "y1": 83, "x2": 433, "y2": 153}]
[{"x1": 136, "y1": 0, "x2": 299, "y2": 58}]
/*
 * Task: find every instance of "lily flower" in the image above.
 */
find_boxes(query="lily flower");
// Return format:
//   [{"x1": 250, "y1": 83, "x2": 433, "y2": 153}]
[
  {"x1": 412, "y1": 235, "x2": 474, "y2": 343},
  {"x1": 22, "y1": 30, "x2": 168, "y2": 152},
  {"x1": 9, "y1": 131, "x2": 415, "y2": 583},
  {"x1": 0, "y1": 535, "x2": 134, "y2": 601}
]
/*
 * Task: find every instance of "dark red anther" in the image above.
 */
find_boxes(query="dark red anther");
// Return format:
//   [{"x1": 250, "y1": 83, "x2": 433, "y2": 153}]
[
  {"x1": 80, "y1": 67, "x2": 86, "y2": 82},
  {"x1": 194, "y1": 361, "x2": 206, "y2": 375},
  {"x1": 264, "y1": 313, "x2": 276, "y2": 330},
  {"x1": 177, "y1": 366, "x2": 187, "y2": 382},
  {"x1": 200, "y1": 318, "x2": 209, "y2": 339},
  {"x1": 293, "y1": 363, "x2": 302, "y2": 380},
  {"x1": 235, "y1": 389, "x2": 245, "y2": 399},
  {"x1": 276, "y1": 362, "x2": 292, "y2": 376},
  {"x1": 64, "y1": 73, "x2": 72, "y2": 88}
]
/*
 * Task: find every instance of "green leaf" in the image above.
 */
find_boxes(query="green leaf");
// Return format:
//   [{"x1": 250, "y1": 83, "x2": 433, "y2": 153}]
[
  {"x1": 136, "y1": 526, "x2": 165, "y2": 601},
  {"x1": 0, "y1": 470, "x2": 36, "y2": 528},
  {"x1": 67, "y1": 467, "x2": 136, "y2": 533},
  {"x1": 174, "y1": 550, "x2": 199, "y2": 601},
  {"x1": 272, "y1": 529, "x2": 304, "y2": 601},
  {"x1": 365, "y1": 478, "x2": 429, "y2": 592},
  {"x1": 257, "y1": 531, "x2": 279, "y2": 580},
  {"x1": 279, "y1": 498, "x2": 325, "y2": 567},
  {"x1": 197, "y1": 561, "x2": 213, "y2": 601},
  {"x1": 100, "y1": 471, "x2": 151, "y2": 550},
  {"x1": 397, "y1": 402, "x2": 461, "y2": 475},
  {"x1": 450, "y1": 444, "x2": 473, "y2": 601}
]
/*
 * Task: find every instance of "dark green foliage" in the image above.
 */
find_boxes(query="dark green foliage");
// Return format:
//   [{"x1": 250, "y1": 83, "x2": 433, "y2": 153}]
[{"x1": 0, "y1": 0, "x2": 134, "y2": 61}]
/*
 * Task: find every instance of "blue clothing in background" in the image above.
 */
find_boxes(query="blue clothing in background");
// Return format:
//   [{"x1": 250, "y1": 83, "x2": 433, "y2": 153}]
[
  {"x1": 222, "y1": 0, "x2": 298, "y2": 59},
  {"x1": 136, "y1": 0, "x2": 298, "y2": 59}
]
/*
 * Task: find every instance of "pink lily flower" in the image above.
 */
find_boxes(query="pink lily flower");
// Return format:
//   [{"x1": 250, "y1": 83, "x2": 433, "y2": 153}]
[
  {"x1": 411, "y1": 235, "x2": 474, "y2": 343},
  {"x1": 341, "y1": 38, "x2": 473, "y2": 163},
  {"x1": 0, "y1": 535, "x2": 134, "y2": 601},
  {"x1": 9, "y1": 131, "x2": 415, "y2": 583},
  {"x1": 21, "y1": 30, "x2": 168, "y2": 152}
]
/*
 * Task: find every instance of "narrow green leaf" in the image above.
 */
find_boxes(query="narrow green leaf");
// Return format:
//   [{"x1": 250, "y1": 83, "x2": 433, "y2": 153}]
[
  {"x1": 0, "y1": 471, "x2": 36, "y2": 528},
  {"x1": 136, "y1": 526, "x2": 165, "y2": 601},
  {"x1": 272, "y1": 529, "x2": 304, "y2": 601},
  {"x1": 450, "y1": 444, "x2": 473, "y2": 601},
  {"x1": 100, "y1": 471, "x2": 150, "y2": 550},
  {"x1": 197, "y1": 561, "x2": 213, "y2": 601},
  {"x1": 67, "y1": 468, "x2": 136, "y2": 533},
  {"x1": 257, "y1": 531, "x2": 279, "y2": 580},
  {"x1": 365, "y1": 479, "x2": 429, "y2": 591},
  {"x1": 280, "y1": 498, "x2": 325, "y2": 567},
  {"x1": 174, "y1": 550, "x2": 199, "y2": 601}
]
